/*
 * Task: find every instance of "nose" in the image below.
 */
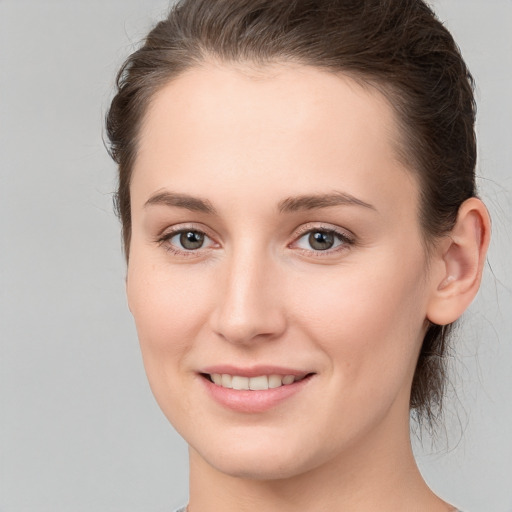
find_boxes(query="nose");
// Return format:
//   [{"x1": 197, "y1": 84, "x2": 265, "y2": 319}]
[{"x1": 209, "y1": 245, "x2": 287, "y2": 346}]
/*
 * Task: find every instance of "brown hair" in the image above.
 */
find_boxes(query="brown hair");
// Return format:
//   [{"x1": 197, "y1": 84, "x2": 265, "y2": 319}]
[{"x1": 106, "y1": 0, "x2": 477, "y2": 427}]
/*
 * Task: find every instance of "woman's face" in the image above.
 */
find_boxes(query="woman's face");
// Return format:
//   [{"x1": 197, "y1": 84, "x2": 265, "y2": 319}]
[{"x1": 127, "y1": 63, "x2": 434, "y2": 479}]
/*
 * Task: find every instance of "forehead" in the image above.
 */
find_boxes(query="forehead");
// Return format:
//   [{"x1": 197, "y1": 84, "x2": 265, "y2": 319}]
[
  {"x1": 133, "y1": 62, "x2": 418, "y2": 217},
  {"x1": 138, "y1": 62, "x2": 399, "y2": 160}
]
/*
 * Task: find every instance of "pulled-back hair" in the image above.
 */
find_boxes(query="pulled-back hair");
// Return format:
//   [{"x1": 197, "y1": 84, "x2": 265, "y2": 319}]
[{"x1": 106, "y1": 0, "x2": 477, "y2": 427}]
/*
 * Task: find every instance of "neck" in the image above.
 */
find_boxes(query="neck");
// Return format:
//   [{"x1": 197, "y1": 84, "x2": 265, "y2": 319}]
[{"x1": 187, "y1": 411, "x2": 450, "y2": 512}]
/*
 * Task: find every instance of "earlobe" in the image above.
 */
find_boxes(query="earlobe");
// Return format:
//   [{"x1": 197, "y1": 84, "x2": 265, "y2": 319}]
[{"x1": 426, "y1": 197, "x2": 491, "y2": 326}]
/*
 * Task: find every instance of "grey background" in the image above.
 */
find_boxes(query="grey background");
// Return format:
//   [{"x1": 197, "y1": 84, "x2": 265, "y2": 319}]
[{"x1": 0, "y1": 1, "x2": 510, "y2": 511}]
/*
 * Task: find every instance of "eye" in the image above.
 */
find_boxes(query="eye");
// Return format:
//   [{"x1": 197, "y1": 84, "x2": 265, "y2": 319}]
[
  {"x1": 305, "y1": 231, "x2": 338, "y2": 251},
  {"x1": 156, "y1": 227, "x2": 217, "y2": 256},
  {"x1": 171, "y1": 230, "x2": 207, "y2": 250},
  {"x1": 292, "y1": 227, "x2": 353, "y2": 253}
]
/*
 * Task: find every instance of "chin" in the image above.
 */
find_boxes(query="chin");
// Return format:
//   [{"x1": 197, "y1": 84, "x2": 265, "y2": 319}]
[
  {"x1": 203, "y1": 451, "x2": 313, "y2": 481},
  {"x1": 188, "y1": 429, "x2": 329, "y2": 481}
]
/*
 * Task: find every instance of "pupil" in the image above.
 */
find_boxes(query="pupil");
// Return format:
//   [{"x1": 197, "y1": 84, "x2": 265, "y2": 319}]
[
  {"x1": 309, "y1": 231, "x2": 334, "y2": 250},
  {"x1": 180, "y1": 231, "x2": 204, "y2": 250}
]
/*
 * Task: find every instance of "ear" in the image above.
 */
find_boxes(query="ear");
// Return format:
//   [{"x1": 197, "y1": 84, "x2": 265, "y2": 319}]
[{"x1": 426, "y1": 197, "x2": 491, "y2": 326}]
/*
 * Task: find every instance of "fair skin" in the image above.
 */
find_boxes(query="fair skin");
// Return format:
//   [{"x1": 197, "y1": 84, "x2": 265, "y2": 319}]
[{"x1": 127, "y1": 62, "x2": 489, "y2": 512}]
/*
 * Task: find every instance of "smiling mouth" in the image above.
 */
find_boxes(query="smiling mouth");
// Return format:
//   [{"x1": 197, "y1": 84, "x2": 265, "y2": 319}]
[{"x1": 201, "y1": 373, "x2": 313, "y2": 390}]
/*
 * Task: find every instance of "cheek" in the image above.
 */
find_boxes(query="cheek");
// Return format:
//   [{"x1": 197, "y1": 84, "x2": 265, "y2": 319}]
[
  {"x1": 125, "y1": 256, "x2": 220, "y2": 427},
  {"x1": 126, "y1": 255, "x2": 211, "y2": 384},
  {"x1": 290, "y1": 250, "x2": 428, "y2": 391},
  {"x1": 127, "y1": 250, "x2": 210, "y2": 334}
]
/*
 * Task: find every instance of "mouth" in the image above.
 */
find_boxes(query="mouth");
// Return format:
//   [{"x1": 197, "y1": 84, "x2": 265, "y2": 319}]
[
  {"x1": 201, "y1": 372, "x2": 313, "y2": 390},
  {"x1": 198, "y1": 365, "x2": 316, "y2": 412}
]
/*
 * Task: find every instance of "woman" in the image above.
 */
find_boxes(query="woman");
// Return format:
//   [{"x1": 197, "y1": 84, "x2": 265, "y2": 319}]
[{"x1": 106, "y1": 1, "x2": 490, "y2": 510}]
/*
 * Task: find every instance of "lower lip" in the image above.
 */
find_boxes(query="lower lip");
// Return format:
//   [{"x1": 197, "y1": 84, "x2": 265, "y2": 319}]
[{"x1": 200, "y1": 374, "x2": 314, "y2": 413}]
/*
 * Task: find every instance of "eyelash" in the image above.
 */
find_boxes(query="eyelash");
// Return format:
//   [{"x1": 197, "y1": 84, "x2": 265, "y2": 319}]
[
  {"x1": 155, "y1": 225, "x2": 218, "y2": 258},
  {"x1": 155, "y1": 223, "x2": 355, "y2": 258},
  {"x1": 290, "y1": 224, "x2": 355, "y2": 256}
]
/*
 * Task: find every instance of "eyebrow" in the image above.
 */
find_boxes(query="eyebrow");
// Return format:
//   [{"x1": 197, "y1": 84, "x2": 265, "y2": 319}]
[
  {"x1": 144, "y1": 190, "x2": 376, "y2": 215},
  {"x1": 278, "y1": 191, "x2": 376, "y2": 213},
  {"x1": 144, "y1": 191, "x2": 217, "y2": 214}
]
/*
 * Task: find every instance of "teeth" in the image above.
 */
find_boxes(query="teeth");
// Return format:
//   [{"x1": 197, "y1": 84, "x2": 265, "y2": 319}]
[
  {"x1": 268, "y1": 374, "x2": 284, "y2": 388},
  {"x1": 249, "y1": 375, "x2": 268, "y2": 390},
  {"x1": 282, "y1": 375, "x2": 295, "y2": 385},
  {"x1": 221, "y1": 374, "x2": 232, "y2": 388},
  {"x1": 232, "y1": 376, "x2": 249, "y2": 390},
  {"x1": 210, "y1": 373, "x2": 303, "y2": 390}
]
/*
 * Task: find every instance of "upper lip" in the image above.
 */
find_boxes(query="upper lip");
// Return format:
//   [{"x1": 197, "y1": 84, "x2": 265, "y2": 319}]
[{"x1": 200, "y1": 365, "x2": 313, "y2": 378}]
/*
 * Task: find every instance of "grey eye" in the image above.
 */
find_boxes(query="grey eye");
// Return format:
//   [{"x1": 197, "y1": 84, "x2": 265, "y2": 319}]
[
  {"x1": 293, "y1": 228, "x2": 349, "y2": 253},
  {"x1": 308, "y1": 231, "x2": 335, "y2": 251},
  {"x1": 175, "y1": 230, "x2": 205, "y2": 250}
]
